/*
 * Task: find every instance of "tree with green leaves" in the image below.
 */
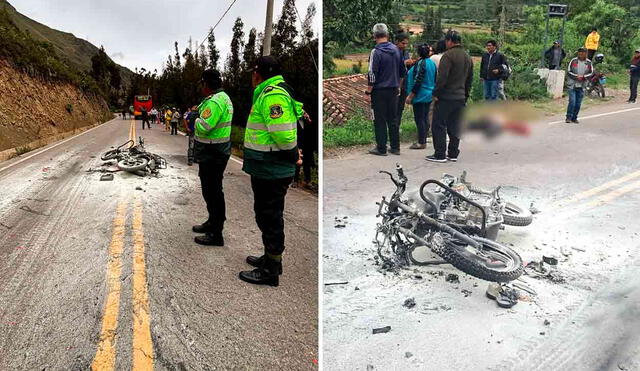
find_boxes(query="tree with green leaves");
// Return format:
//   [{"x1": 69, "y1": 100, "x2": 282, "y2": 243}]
[
  {"x1": 301, "y1": 3, "x2": 316, "y2": 45},
  {"x1": 272, "y1": 0, "x2": 299, "y2": 56},
  {"x1": 243, "y1": 28, "x2": 258, "y2": 70},
  {"x1": 207, "y1": 29, "x2": 220, "y2": 69}
]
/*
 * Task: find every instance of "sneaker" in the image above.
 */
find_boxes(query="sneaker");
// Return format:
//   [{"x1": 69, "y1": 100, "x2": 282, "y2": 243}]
[
  {"x1": 447, "y1": 156, "x2": 458, "y2": 162},
  {"x1": 630, "y1": 100, "x2": 637, "y2": 104},
  {"x1": 565, "y1": 118, "x2": 571, "y2": 123},
  {"x1": 426, "y1": 155, "x2": 447, "y2": 163},
  {"x1": 368, "y1": 148, "x2": 388, "y2": 156},
  {"x1": 409, "y1": 143, "x2": 426, "y2": 150},
  {"x1": 389, "y1": 149, "x2": 400, "y2": 155},
  {"x1": 571, "y1": 119, "x2": 579, "y2": 124}
]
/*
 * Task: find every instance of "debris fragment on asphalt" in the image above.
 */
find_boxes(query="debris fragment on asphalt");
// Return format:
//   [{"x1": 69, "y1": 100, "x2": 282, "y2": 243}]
[
  {"x1": 99, "y1": 173, "x2": 114, "y2": 181},
  {"x1": 334, "y1": 216, "x2": 348, "y2": 228},
  {"x1": 324, "y1": 281, "x2": 349, "y2": 286},
  {"x1": 544, "y1": 319, "x2": 551, "y2": 326},
  {"x1": 403, "y1": 298, "x2": 416, "y2": 308},
  {"x1": 135, "y1": 186, "x2": 143, "y2": 191},
  {"x1": 445, "y1": 273, "x2": 460, "y2": 283},
  {"x1": 372, "y1": 326, "x2": 391, "y2": 334}
]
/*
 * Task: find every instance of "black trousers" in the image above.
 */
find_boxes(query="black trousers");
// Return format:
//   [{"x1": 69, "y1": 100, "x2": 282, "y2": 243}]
[
  {"x1": 170, "y1": 122, "x2": 178, "y2": 135},
  {"x1": 141, "y1": 117, "x2": 150, "y2": 129},
  {"x1": 413, "y1": 101, "x2": 431, "y2": 145},
  {"x1": 371, "y1": 88, "x2": 399, "y2": 153},
  {"x1": 431, "y1": 99, "x2": 465, "y2": 159},
  {"x1": 630, "y1": 75, "x2": 639, "y2": 102},
  {"x1": 251, "y1": 176, "x2": 292, "y2": 256},
  {"x1": 198, "y1": 157, "x2": 229, "y2": 234}
]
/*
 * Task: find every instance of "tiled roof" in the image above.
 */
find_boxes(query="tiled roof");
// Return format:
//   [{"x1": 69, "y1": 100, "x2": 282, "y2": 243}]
[{"x1": 323, "y1": 74, "x2": 372, "y2": 125}]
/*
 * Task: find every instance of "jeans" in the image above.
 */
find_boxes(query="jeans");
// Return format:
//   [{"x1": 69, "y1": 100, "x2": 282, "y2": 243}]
[
  {"x1": 251, "y1": 176, "x2": 292, "y2": 256},
  {"x1": 412, "y1": 101, "x2": 431, "y2": 145},
  {"x1": 566, "y1": 88, "x2": 584, "y2": 121},
  {"x1": 483, "y1": 79, "x2": 499, "y2": 101},
  {"x1": 198, "y1": 157, "x2": 230, "y2": 234},
  {"x1": 431, "y1": 99, "x2": 465, "y2": 159},
  {"x1": 187, "y1": 132, "x2": 195, "y2": 164},
  {"x1": 371, "y1": 88, "x2": 399, "y2": 153},
  {"x1": 630, "y1": 75, "x2": 639, "y2": 102}
]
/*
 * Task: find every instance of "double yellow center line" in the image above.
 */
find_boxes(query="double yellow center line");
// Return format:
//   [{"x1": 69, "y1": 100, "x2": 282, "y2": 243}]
[
  {"x1": 92, "y1": 198, "x2": 153, "y2": 370},
  {"x1": 550, "y1": 169, "x2": 640, "y2": 218},
  {"x1": 128, "y1": 119, "x2": 137, "y2": 144}
]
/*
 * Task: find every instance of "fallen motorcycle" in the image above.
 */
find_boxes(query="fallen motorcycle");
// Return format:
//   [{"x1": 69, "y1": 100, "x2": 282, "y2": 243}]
[
  {"x1": 100, "y1": 137, "x2": 166, "y2": 175},
  {"x1": 374, "y1": 164, "x2": 527, "y2": 282}
]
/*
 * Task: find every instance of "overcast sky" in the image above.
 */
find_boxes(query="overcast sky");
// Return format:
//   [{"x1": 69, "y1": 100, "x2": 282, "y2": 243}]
[{"x1": 10, "y1": 0, "x2": 317, "y2": 72}]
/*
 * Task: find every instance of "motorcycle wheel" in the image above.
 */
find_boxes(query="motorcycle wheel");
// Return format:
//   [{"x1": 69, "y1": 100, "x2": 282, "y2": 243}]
[
  {"x1": 502, "y1": 202, "x2": 533, "y2": 226},
  {"x1": 439, "y1": 236, "x2": 523, "y2": 282},
  {"x1": 597, "y1": 84, "x2": 606, "y2": 98},
  {"x1": 117, "y1": 157, "x2": 148, "y2": 172}
]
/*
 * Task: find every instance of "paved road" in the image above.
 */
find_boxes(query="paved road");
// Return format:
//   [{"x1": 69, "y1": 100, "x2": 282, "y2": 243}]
[
  {"x1": 322, "y1": 103, "x2": 640, "y2": 370},
  {"x1": 0, "y1": 117, "x2": 318, "y2": 370}
]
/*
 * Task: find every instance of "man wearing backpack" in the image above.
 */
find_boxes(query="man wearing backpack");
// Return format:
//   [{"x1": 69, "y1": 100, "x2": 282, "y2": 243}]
[{"x1": 480, "y1": 40, "x2": 508, "y2": 101}]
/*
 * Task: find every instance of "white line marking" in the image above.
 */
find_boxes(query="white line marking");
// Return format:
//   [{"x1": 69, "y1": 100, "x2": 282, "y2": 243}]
[
  {"x1": 548, "y1": 107, "x2": 640, "y2": 125},
  {"x1": 0, "y1": 118, "x2": 118, "y2": 174}
]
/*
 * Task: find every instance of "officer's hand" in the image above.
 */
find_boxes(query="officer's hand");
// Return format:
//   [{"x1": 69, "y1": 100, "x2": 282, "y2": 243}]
[{"x1": 296, "y1": 149, "x2": 303, "y2": 166}]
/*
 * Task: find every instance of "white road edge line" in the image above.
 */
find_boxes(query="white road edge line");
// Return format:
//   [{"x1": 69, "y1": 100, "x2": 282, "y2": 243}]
[
  {"x1": 548, "y1": 107, "x2": 640, "y2": 125},
  {"x1": 0, "y1": 117, "x2": 118, "y2": 174}
]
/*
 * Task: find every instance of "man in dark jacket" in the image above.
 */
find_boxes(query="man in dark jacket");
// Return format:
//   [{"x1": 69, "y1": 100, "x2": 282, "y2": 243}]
[
  {"x1": 366, "y1": 23, "x2": 406, "y2": 156},
  {"x1": 480, "y1": 40, "x2": 507, "y2": 101},
  {"x1": 545, "y1": 41, "x2": 567, "y2": 70},
  {"x1": 628, "y1": 48, "x2": 640, "y2": 103},
  {"x1": 427, "y1": 30, "x2": 473, "y2": 163},
  {"x1": 394, "y1": 32, "x2": 412, "y2": 140}
]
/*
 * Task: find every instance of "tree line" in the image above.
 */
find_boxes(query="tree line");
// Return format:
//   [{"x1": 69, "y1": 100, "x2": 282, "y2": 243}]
[{"x1": 122, "y1": 0, "x2": 318, "y2": 132}]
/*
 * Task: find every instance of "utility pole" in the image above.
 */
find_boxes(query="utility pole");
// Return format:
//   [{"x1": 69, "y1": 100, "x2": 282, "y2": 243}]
[{"x1": 263, "y1": 0, "x2": 274, "y2": 56}]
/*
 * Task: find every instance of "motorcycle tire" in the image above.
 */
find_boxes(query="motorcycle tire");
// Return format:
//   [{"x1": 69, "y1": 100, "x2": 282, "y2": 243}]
[
  {"x1": 502, "y1": 201, "x2": 533, "y2": 227},
  {"x1": 597, "y1": 84, "x2": 606, "y2": 98},
  {"x1": 439, "y1": 236, "x2": 523, "y2": 282},
  {"x1": 117, "y1": 157, "x2": 148, "y2": 172}
]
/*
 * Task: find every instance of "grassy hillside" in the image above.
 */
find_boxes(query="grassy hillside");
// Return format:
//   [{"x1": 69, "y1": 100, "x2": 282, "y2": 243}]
[{"x1": 0, "y1": 0, "x2": 132, "y2": 81}]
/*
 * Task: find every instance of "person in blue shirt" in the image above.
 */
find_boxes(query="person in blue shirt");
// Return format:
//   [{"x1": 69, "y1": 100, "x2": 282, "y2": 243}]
[{"x1": 405, "y1": 43, "x2": 437, "y2": 149}]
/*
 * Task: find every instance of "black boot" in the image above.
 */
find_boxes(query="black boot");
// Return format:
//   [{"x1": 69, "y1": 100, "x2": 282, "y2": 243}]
[
  {"x1": 194, "y1": 232, "x2": 224, "y2": 246},
  {"x1": 238, "y1": 258, "x2": 281, "y2": 287},
  {"x1": 192, "y1": 221, "x2": 211, "y2": 233},
  {"x1": 246, "y1": 255, "x2": 283, "y2": 275}
]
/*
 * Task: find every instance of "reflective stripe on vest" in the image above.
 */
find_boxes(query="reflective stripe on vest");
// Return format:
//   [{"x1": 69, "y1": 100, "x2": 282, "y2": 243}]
[
  {"x1": 194, "y1": 135, "x2": 230, "y2": 144},
  {"x1": 246, "y1": 121, "x2": 296, "y2": 132},
  {"x1": 244, "y1": 141, "x2": 296, "y2": 151}
]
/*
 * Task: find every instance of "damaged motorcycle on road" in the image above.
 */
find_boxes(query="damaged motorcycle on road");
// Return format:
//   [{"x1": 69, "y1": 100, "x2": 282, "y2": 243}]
[{"x1": 375, "y1": 164, "x2": 531, "y2": 282}]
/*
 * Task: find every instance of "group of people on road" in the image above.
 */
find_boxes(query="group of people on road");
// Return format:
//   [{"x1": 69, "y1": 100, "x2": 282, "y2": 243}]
[{"x1": 366, "y1": 24, "x2": 472, "y2": 163}]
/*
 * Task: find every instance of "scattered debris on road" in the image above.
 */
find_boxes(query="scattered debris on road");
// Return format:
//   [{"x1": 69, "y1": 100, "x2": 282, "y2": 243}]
[
  {"x1": 445, "y1": 273, "x2": 460, "y2": 284},
  {"x1": 90, "y1": 137, "x2": 167, "y2": 178},
  {"x1": 99, "y1": 173, "x2": 114, "y2": 181},
  {"x1": 334, "y1": 216, "x2": 348, "y2": 228},
  {"x1": 403, "y1": 298, "x2": 416, "y2": 308},
  {"x1": 324, "y1": 281, "x2": 349, "y2": 286},
  {"x1": 372, "y1": 326, "x2": 391, "y2": 334}
]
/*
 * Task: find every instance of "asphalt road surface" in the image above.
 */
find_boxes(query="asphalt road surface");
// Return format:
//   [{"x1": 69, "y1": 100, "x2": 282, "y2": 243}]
[
  {"x1": 0, "y1": 117, "x2": 318, "y2": 370},
  {"x1": 323, "y1": 103, "x2": 640, "y2": 370}
]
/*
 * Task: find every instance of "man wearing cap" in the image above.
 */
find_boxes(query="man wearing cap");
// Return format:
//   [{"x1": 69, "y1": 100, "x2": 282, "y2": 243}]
[
  {"x1": 192, "y1": 69, "x2": 233, "y2": 246},
  {"x1": 545, "y1": 41, "x2": 567, "y2": 70},
  {"x1": 628, "y1": 48, "x2": 640, "y2": 103},
  {"x1": 565, "y1": 47, "x2": 593, "y2": 124},
  {"x1": 239, "y1": 56, "x2": 303, "y2": 287},
  {"x1": 366, "y1": 23, "x2": 406, "y2": 156}
]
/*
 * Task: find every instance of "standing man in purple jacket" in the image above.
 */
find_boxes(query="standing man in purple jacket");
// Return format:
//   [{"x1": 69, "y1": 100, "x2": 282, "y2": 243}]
[{"x1": 366, "y1": 23, "x2": 406, "y2": 156}]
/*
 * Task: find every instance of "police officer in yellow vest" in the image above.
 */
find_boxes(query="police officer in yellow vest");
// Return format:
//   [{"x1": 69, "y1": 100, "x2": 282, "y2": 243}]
[
  {"x1": 239, "y1": 56, "x2": 303, "y2": 287},
  {"x1": 192, "y1": 69, "x2": 234, "y2": 246}
]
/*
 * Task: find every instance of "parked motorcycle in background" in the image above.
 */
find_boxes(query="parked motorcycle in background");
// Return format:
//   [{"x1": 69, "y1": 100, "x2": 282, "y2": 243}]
[{"x1": 586, "y1": 53, "x2": 606, "y2": 98}]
